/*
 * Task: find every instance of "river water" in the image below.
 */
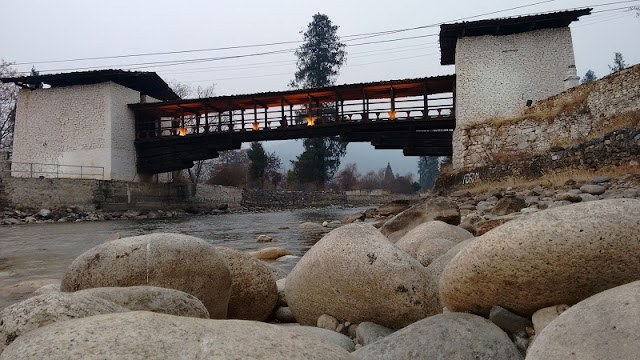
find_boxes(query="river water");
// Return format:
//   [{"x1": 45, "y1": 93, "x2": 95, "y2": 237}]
[{"x1": 0, "y1": 206, "x2": 367, "y2": 309}]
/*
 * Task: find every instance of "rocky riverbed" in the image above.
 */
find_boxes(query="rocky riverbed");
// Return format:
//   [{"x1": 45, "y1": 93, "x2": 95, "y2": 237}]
[{"x1": 0, "y1": 174, "x2": 639, "y2": 359}]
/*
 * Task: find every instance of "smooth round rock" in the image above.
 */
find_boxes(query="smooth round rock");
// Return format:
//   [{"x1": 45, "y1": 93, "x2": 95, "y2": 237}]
[
  {"x1": 276, "y1": 278, "x2": 287, "y2": 306},
  {"x1": 249, "y1": 247, "x2": 292, "y2": 260},
  {"x1": 31, "y1": 283, "x2": 61, "y2": 297},
  {"x1": 0, "y1": 292, "x2": 128, "y2": 353},
  {"x1": 580, "y1": 184, "x2": 606, "y2": 195},
  {"x1": 440, "y1": 199, "x2": 640, "y2": 316},
  {"x1": 289, "y1": 326, "x2": 356, "y2": 352},
  {"x1": 317, "y1": 314, "x2": 339, "y2": 331},
  {"x1": 355, "y1": 322, "x2": 395, "y2": 346},
  {"x1": 415, "y1": 238, "x2": 457, "y2": 267},
  {"x1": 286, "y1": 224, "x2": 439, "y2": 330},
  {"x1": 395, "y1": 220, "x2": 472, "y2": 258},
  {"x1": 531, "y1": 304, "x2": 570, "y2": 334},
  {"x1": 0, "y1": 311, "x2": 353, "y2": 359},
  {"x1": 376, "y1": 200, "x2": 412, "y2": 216},
  {"x1": 425, "y1": 239, "x2": 475, "y2": 310},
  {"x1": 214, "y1": 246, "x2": 278, "y2": 321},
  {"x1": 75, "y1": 286, "x2": 209, "y2": 318},
  {"x1": 380, "y1": 198, "x2": 461, "y2": 242},
  {"x1": 0, "y1": 279, "x2": 59, "y2": 300},
  {"x1": 274, "y1": 306, "x2": 296, "y2": 323},
  {"x1": 527, "y1": 281, "x2": 640, "y2": 360},
  {"x1": 60, "y1": 233, "x2": 232, "y2": 318},
  {"x1": 352, "y1": 313, "x2": 522, "y2": 359}
]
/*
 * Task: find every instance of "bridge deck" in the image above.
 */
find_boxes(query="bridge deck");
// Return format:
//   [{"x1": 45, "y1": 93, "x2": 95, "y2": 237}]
[{"x1": 129, "y1": 75, "x2": 456, "y2": 173}]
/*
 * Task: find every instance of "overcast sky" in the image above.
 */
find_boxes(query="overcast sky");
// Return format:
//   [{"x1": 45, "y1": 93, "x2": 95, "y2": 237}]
[{"x1": 2, "y1": 0, "x2": 639, "y2": 176}]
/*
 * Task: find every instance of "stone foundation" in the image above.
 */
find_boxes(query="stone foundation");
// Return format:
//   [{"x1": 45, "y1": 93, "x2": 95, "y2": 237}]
[
  {"x1": 436, "y1": 128, "x2": 640, "y2": 192},
  {"x1": 0, "y1": 178, "x2": 242, "y2": 212},
  {"x1": 453, "y1": 64, "x2": 640, "y2": 170}
]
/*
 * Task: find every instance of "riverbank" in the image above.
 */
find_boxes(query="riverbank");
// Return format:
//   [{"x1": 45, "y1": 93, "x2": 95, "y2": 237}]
[{"x1": 1, "y1": 176, "x2": 638, "y2": 358}]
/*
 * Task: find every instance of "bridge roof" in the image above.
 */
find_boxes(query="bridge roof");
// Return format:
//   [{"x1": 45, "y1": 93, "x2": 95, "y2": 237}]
[
  {"x1": 439, "y1": 8, "x2": 592, "y2": 65},
  {"x1": 0, "y1": 69, "x2": 180, "y2": 101},
  {"x1": 129, "y1": 74, "x2": 455, "y2": 116}
]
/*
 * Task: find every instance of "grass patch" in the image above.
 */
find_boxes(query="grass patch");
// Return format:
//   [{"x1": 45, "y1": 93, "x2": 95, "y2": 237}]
[
  {"x1": 463, "y1": 164, "x2": 640, "y2": 194},
  {"x1": 463, "y1": 84, "x2": 594, "y2": 131},
  {"x1": 551, "y1": 110, "x2": 640, "y2": 148}
]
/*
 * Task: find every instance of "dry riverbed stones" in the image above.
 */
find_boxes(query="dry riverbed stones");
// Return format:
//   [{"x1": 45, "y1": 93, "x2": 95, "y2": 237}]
[
  {"x1": 440, "y1": 198, "x2": 640, "y2": 316},
  {"x1": 60, "y1": 233, "x2": 232, "y2": 318}
]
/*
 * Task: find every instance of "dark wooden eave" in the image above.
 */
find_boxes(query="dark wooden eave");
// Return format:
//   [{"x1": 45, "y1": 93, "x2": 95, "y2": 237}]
[
  {"x1": 439, "y1": 8, "x2": 592, "y2": 65},
  {"x1": 129, "y1": 74, "x2": 455, "y2": 116},
  {"x1": 0, "y1": 69, "x2": 180, "y2": 101}
]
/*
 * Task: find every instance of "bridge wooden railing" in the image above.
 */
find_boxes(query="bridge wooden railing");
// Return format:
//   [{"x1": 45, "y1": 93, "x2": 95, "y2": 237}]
[
  {"x1": 135, "y1": 94, "x2": 454, "y2": 139},
  {"x1": 131, "y1": 75, "x2": 456, "y2": 140}
]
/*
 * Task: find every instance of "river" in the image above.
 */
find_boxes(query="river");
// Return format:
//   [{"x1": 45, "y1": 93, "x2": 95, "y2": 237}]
[{"x1": 0, "y1": 206, "x2": 367, "y2": 309}]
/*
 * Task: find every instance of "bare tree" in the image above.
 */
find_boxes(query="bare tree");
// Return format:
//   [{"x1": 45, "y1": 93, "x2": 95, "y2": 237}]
[
  {"x1": 167, "y1": 80, "x2": 217, "y2": 184},
  {"x1": 168, "y1": 80, "x2": 215, "y2": 99},
  {"x1": 0, "y1": 60, "x2": 18, "y2": 153},
  {"x1": 333, "y1": 163, "x2": 360, "y2": 191}
]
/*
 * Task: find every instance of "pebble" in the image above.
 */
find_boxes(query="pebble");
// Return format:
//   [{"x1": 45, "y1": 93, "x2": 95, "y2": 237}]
[{"x1": 317, "y1": 313, "x2": 340, "y2": 331}]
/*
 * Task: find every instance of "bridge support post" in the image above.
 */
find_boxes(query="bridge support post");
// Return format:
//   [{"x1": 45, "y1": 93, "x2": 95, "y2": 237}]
[
  {"x1": 423, "y1": 83, "x2": 429, "y2": 119},
  {"x1": 204, "y1": 105, "x2": 209, "y2": 133}
]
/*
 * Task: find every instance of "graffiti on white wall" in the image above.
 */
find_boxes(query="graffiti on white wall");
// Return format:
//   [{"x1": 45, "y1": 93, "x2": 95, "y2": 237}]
[{"x1": 462, "y1": 172, "x2": 480, "y2": 185}]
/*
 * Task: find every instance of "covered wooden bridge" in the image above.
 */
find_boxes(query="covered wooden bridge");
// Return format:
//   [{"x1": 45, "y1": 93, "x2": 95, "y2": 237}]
[{"x1": 131, "y1": 75, "x2": 456, "y2": 173}]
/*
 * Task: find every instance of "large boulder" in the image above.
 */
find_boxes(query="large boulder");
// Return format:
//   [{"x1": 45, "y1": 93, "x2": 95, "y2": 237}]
[
  {"x1": 75, "y1": 286, "x2": 209, "y2": 318},
  {"x1": 380, "y1": 198, "x2": 460, "y2": 242},
  {"x1": 395, "y1": 220, "x2": 473, "y2": 258},
  {"x1": 60, "y1": 233, "x2": 232, "y2": 318},
  {"x1": 440, "y1": 199, "x2": 640, "y2": 316},
  {"x1": 352, "y1": 313, "x2": 522, "y2": 359},
  {"x1": 213, "y1": 246, "x2": 278, "y2": 321},
  {"x1": 527, "y1": 281, "x2": 640, "y2": 360},
  {"x1": 376, "y1": 200, "x2": 412, "y2": 217},
  {"x1": 0, "y1": 292, "x2": 128, "y2": 353},
  {"x1": 286, "y1": 224, "x2": 440, "y2": 330},
  {"x1": 0, "y1": 311, "x2": 353, "y2": 359},
  {"x1": 415, "y1": 238, "x2": 456, "y2": 267},
  {"x1": 424, "y1": 239, "x2": 475, "y2": 310}
]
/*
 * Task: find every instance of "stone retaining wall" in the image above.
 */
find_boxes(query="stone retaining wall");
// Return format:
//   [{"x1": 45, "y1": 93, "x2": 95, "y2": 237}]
[
  {"x1": 435, "y1": 128, "x2": 640, "y2": 192},
  {"x1": 0, "y1": 177, "x2": 242, "y2": 211},
  {"x1": 241, "y1": 190, "x2": 419, "y2": 209},
  {"x1": 453, "y1": 64, "x2": 640, "y2": 170}
]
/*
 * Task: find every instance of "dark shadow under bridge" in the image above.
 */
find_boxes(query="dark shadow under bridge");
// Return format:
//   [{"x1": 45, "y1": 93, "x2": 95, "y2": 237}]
[{"x1": 130, "y1": 74, "x2": 456, "y2": 173}]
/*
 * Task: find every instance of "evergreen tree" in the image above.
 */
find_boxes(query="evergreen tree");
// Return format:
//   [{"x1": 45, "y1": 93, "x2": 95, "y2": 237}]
[
  {"x1": 247, "y1": 142, "x2": 268, "y2": 188},
  {"x1": 581, "y1": 70, "x2": 597, "y2": 84},
  {"x1": 609, "y1": 52, "x2": 627, "y2": 73},
  {"x1": 383, "y1": 162, "x2": 395, "y2": 189},
  {"x1": 290, "y1": 14, "x2": 348, "y2": 188},
  {"x1": 290, "y1": 13, "x2": 346, "y2": 89},
  {"x1": 418, "y1": 156, "x2": 442, "y2": 191}
]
